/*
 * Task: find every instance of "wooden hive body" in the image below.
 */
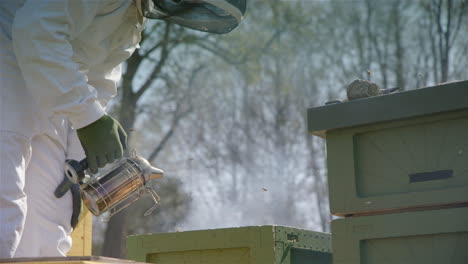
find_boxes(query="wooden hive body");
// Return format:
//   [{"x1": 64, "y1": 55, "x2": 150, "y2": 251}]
[
  {"x1": 308, "y1": 81, "x2": 468, "y2": 216},
  {"x1": 127, "y1": 226, "x2": 332, "y2": 264},
  {"x1": 331, "y1": 206, "x2": 468, "y2": 264}
]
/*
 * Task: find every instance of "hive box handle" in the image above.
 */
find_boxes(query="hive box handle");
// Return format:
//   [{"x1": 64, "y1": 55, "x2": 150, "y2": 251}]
[{"x1": 409, "y1": 170, "x2": 453, "y2": 183}]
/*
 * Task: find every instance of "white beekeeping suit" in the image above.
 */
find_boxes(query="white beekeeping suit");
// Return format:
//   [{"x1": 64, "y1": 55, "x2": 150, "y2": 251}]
[
  {"x1": 0, "y1": 0, "x2": 142, "y2": 257},
  {"x1": 0, "y1": 0, "x2": 245, "y2": 258}
]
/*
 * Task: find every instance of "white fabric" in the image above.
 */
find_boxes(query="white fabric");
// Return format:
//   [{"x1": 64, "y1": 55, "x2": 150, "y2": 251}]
[
  {"x1": 14, "y1": 119, "x2": 85, "y2": 257},
  {"x1": 0, "y1": 0, "x2": 143, "y2": 257},
  {"x1": 0, "y1": 132, "x2": 30, "y2": 258},
  {"x1": 1, "y1": 0, "x2": 142, "y2": 136}
]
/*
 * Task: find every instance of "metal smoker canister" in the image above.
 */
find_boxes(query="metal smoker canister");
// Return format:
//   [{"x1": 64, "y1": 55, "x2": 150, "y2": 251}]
[{"x1": 67, "y1": 156, "x2": 163, "y2": 221}]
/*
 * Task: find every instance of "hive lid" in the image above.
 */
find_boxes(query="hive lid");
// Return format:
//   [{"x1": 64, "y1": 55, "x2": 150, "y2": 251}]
[{"x1": 308, "y1": 80, "x2": 468, "y2": 138}]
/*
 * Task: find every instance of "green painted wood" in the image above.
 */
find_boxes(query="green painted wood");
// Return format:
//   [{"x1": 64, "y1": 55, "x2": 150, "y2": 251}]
[
  {"x1": 331, "y1": 206, "x2": 468, "y2": 264},
  {"x1": 326, "y1": 109, "x2": 468, "y2": 216},
  {"x1": 274, "y1": 226, "x2": 331, "y2": 264},
  {"x1": 307, "y1": 81, "x2": 468, "y2": 134},
  {"x1": 148, "y1": 248, "x2": 250, "y2": 264},
  {"x1": 127, "y1": 226, "x2": 331, "y2": 264}
]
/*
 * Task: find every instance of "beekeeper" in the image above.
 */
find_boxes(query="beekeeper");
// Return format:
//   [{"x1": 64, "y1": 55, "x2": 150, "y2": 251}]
[{"x1": 0, "y1": 0, "x2": 245, "y2": 258}]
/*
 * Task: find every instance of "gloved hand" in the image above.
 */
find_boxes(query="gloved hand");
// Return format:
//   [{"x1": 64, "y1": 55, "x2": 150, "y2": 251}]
[{"x1": 76, "y1": 115, "x2": 127, "y2": 173}]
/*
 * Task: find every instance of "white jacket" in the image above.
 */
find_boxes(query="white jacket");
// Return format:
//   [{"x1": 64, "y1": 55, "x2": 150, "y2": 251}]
[{"x1": 0, "y1": 0, "x2": 142, "y2": 138}]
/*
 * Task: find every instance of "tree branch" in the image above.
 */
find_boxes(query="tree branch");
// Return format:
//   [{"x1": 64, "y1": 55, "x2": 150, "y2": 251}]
[
  {"x1": 194, "y1": 29, "x2": 283, "y2": 66},
  {"x1": 147, "y1": 65, "x2": 203, "y2": 162},
  {"x1": 449, "y1": 0, "x2": 467, "y2": 47},
  {"x1": 136, "y1": 23, "x2": 173, "y2": 100}
]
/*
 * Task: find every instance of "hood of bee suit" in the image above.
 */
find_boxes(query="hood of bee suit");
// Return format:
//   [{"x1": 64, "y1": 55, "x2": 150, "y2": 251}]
[{"x1": 136, "y1": 0, "x2": 246, "y2": 34}]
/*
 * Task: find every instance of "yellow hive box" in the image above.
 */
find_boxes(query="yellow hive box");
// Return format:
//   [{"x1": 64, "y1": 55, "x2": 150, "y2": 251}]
[{"x1": 68, "y1": 208, "x2": 93, "y2": 256}]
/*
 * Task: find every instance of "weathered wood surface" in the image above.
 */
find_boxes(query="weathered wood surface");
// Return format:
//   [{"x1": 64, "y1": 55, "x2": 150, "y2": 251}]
[
  {"x1": 68, "y1": 209, "x2": 93, "y2": 256},
  {"x1": 0, "y1": 256, "x2": 148, "y2": 264}
]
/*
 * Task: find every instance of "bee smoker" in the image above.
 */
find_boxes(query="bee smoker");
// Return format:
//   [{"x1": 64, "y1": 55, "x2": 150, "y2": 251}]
[{"x1": 62, "y1": 153, "x2": 163, "y2": 222}]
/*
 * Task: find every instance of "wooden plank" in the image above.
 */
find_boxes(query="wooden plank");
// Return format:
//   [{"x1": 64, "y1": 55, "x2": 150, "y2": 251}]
[
  {"x1": 68, "y1": 208, "x2": 93, "y2": 256},
  {"x1": 1, "y1": 261, "x2": 138, "y2": 264},
  {"x1": 0, "y1": 261, "x2": 85, "y2": 264},
  {"x1": 341, "y1": 201, "x2": 468, "y2": 217},
  {"x1": 0, "y1": 256, "x2": 148, "y2": 264}
]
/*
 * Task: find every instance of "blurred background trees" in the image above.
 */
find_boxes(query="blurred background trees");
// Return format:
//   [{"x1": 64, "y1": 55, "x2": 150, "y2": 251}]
[{"x1": 93, "y1": 0, "x2": 468, "y2": 258}]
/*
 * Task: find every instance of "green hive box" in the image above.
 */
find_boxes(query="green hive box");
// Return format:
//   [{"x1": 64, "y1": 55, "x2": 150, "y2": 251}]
[
  {"x1": 331, "y1": 206, "x2": 468, "y2": 264},
  {"x1": 127, "y1": 225, "x2": 332, "y2": 264},
  {"x1": 307, "y1": 81, "x2": 468, "y2": 216}
]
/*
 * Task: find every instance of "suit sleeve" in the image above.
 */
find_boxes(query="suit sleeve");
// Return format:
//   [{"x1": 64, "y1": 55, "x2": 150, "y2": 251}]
[{"x1": 12, "y1": 0, "x2": 107, "y2": 129}]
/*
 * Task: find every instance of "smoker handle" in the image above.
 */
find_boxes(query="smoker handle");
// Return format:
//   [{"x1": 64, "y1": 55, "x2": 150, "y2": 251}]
[
  {"x1": 56, "y1": 159, "x2": 89, "y2": 198},
  {"x1": 54, "y1": 175, "x2": 74, "y2": 198},
  {"x1": 64, "y1": 159, "x2": 89, "y2": 184},
  {"x1": 76, "y1": 159, "x2": 89, "y2": 172},
  {"x1": 143, "y1": 186, "x2": 161, "y2": 216},
  {"x1": 81, "y1": 159, "x2": 88, "y2": 168}
]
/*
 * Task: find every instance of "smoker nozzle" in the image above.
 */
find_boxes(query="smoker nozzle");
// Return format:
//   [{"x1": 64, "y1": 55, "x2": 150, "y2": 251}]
[{"x1": 150, "y1": 166, "x2": 164, "y2": 180}]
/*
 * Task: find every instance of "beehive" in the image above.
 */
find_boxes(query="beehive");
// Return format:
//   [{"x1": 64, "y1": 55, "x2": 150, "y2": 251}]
[
  {"x1": 307, "y1": 81, "x2": 468, "y2": 216},
  {"x1": 331, "y1": 206, "x2": 468, "y2": 264},
  {"x1": 127, "y1": 225, "x2": 332, "y2": 264}
]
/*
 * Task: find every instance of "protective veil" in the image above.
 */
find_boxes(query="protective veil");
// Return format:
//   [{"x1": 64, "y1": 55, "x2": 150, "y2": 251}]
[{"x1": 139, "y1": 0, "x2": 246, "y2": 34}]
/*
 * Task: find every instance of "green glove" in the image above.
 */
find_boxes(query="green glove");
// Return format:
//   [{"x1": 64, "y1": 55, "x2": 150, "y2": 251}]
[{"x1": 76, "y1": 115, "x2": 127, "y2": 174}]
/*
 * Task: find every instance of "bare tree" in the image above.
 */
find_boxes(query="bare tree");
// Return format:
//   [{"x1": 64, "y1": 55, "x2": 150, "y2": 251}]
[
  {"x1": 97, "y1": 1, "x2": 468, "y2": 256},
  {"x1": 101, "y1": 22, "x2": 203, "y2": 258},
  {"x1": 422, "y1": 0, "x2": 467, "y2": 83}
]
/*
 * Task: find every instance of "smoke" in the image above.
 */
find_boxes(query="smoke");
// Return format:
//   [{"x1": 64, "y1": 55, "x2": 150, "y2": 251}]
[{"x1": 160, "y1": 133, "x2": 330, "y2": 232}]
